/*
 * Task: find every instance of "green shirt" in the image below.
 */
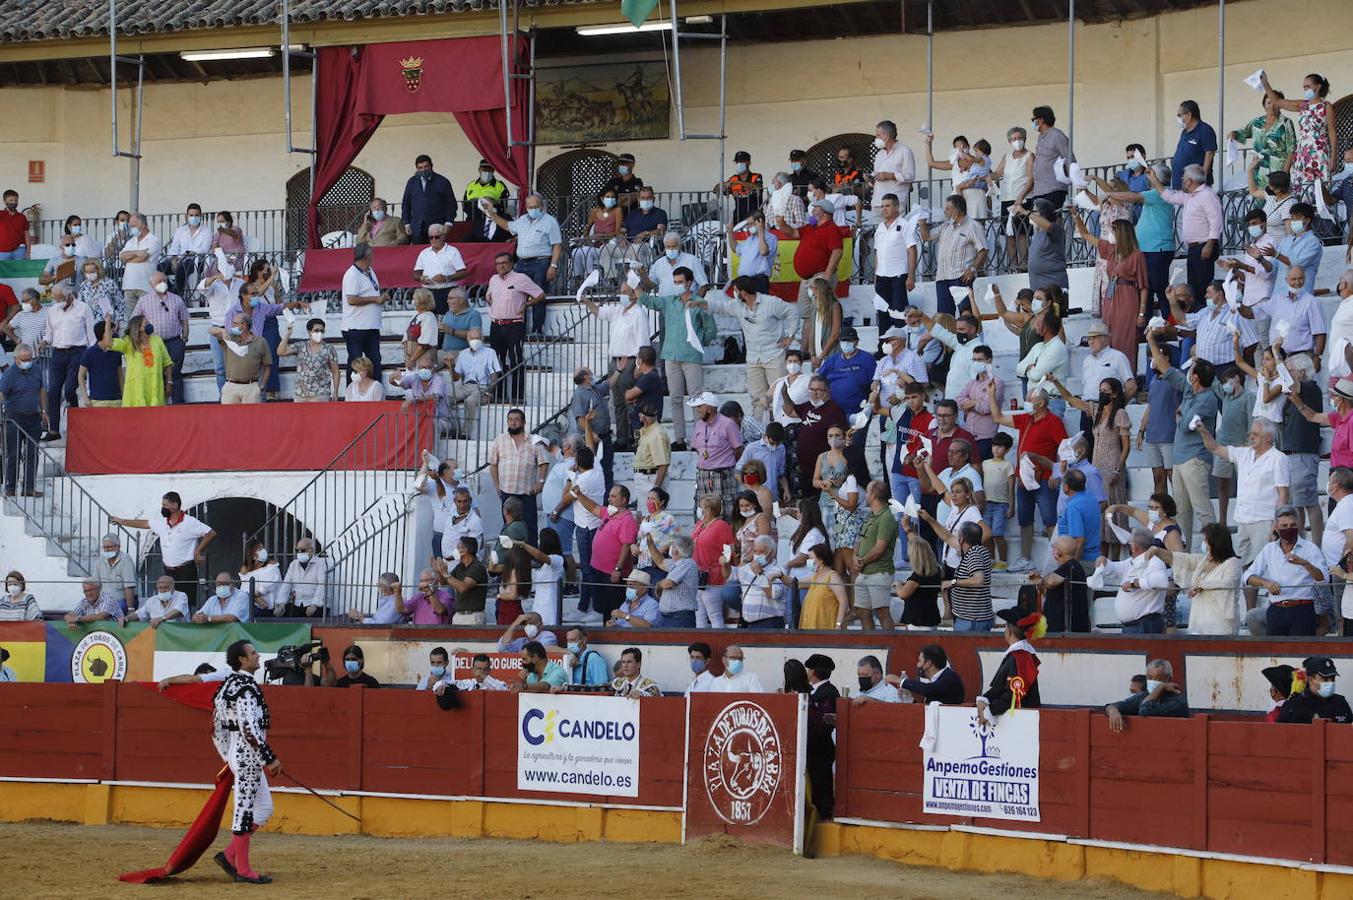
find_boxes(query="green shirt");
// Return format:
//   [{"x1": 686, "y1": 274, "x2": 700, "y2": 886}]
[
  {"x1": 638, "y1": 293, "x2": 708, "y2": 363},
  {"x1": 526, "y1": 659, "x2": 568, "y2": 688},
  {"x1": 503, "y1": 520, "x2": 530, "y2": 543},
  {"x1": 857, "y1": 508, "x2": 898, "y2": 576}
]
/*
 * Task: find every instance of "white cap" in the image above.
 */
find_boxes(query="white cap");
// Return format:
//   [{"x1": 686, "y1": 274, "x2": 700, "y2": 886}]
[
  {"x1": 685, "y1": 391, "x2": 719, "y2": 409},
  {"x1": 881, "y1": 326, "x2": 909, "y2": 341}
]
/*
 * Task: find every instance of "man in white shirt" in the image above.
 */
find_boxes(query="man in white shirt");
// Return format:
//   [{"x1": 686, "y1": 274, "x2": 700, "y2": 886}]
[
  {"x1": 279, "y1": 537, "x2": 327, "y2": 616},
  {"x1": 129, "y1": 574, "x2": 190, "y2": 626},
  {"x1": 119, "y1": 213, "x2": 161, "y2": 305},
  {"x1": 1324, "y1": 469, "x2": 1353, "y2": 572},
  {"x1": 38, "y1": 283, "x2": 96, "y2": 441},
  {"x1": 852, "y1": 655, "x2": 902, "y2": 704},
  {"x1": 194, "y1": 572, "x2": 251, "y2": 624},
  {"x1": 1095, "y1": 530, "x2": 1171, "y2": 634},
  {"x1": 1078, "y1": 322, "x2": 1136, "y2": 436},
  {"x1": 686, "y1": 641, "x2": 718, "y2": 694},
  {"x1": 1244, "y1": 507, "x2": 1331, "y2": 636},
  {"x1": 435, "y1": 652, "x2": 509, "y2": 694},
  {"x1": 412, "y1": 223, "x2": 468, "y2": 315},
  {"x1": 165, "y1": 203, "x2": 213, "y2": 296},
  {"x1": 1198, "y1": 418, "x2": 1289, "y2": 565},
  {"x1": 415, "y1": 647, "x2": 453, "y2": 690},
  {"x1": 1219, "y1": 208, "x2": 1278, "y2": 347},
  {"x1": 872, "y1": 193, "x2": 918, "y2": 332},
  {"x1": 1015, "y1": 310, "x2": 1070, "y2": 416},
  {"x1": 442, "y1": 488, "x2": 484, "y2": 562},
  {"x1": 871, "y1": 120, "x2": 916, "y2": 214},
  {"x1": 709, "y1": 644, "x2": 766, "y2": 692},
  {"x1": 341, "y1": 242, "x2": 387, "y2": 381},
  {"x1": 542, "y1": 436, "x2": 579, "y2": 573},
  {"x1": 582, "y1": 289, "x2": 651, "y2": 451},
  {"x1": 644, "y1": 232, "x2": 709, "y2": 297},
  {"x1": 447, "y1": 327, "x2": 501, "y2": 441},
  {"x1": 111, "y1": 490, "x2": 215, "y2": 606}
]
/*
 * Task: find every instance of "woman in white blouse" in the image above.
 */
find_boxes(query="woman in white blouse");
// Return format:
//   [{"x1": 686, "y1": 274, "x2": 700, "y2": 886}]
[
  {"x1": 1149, "y1": 523, "x2": 1242, "y2": 635},
  {"x1": 345, "y1": 355, "x2": 385, "y2": 401},
  {"x1": 239, "y1": 540, "x2": 284, "y2": 617}
]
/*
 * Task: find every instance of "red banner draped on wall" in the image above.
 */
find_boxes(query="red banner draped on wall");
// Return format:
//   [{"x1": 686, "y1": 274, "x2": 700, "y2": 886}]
[{"x1": 309, "y1": 36, "x2": 531, "y2": 246}]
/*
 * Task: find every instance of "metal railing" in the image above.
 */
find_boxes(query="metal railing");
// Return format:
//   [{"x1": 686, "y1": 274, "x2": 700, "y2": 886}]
[{"x1": 0, "y1": 411, "x2": 142, "y2": 583}]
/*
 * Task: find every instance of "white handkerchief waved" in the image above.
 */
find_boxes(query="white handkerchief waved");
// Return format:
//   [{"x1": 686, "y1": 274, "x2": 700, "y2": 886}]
[
  {"x1": 1244, "y1": 68, "x2": 1265, "y2": 91},
  {"x1": 625, "y1": 268, "x2": 642, "y2": 290},
  {"x1": 1275, "y1": 360, "x2": 1295, "y2": 390},
  {"x1": 1085, "y1": 564, "x2": 1108, "y2": 591},
  {"x1": 684, "y1": 308, "x2": 705, "y2": 356},
  {"x1": 919, "y1": 702, "x2": 941, "y2": 752},
  {"x1": 901, "y1": 495, "x2": 921, "y2": 520},
  {"x1": 1316, "y1": 180, "x2": 1332, "y2": 220},
  {"x1": 574, "y1": 268, "x2": 601, "y2": 302},
  {"x1": 1068, "y1": 162, "x2": 1086, "y2": 189},
  {"x1": 223, "y1": 339, "x2": 249, "y2": 359},
  {"x1": 1053, "y1": 156, "x2": 1070, "y2": 185},
  {"x1": 1226, "y1": 138, "x2": 1240, "y2": 169},
  {"x1": 1073, "y1": 190, "x2": 1099, "y2": 212},
  {"x1": 1188, "y1": 414, "x2": 1202, "y2": 432},
  {"x1": 873, "y1": 292, "x2": 892, "y2": 312},
  {"x1": 1019, "y1": 455, "x2": 1040, "y2": 491},
  {"x1": 1103, "y1": 511, "x2": 1134, "y2": 545}
]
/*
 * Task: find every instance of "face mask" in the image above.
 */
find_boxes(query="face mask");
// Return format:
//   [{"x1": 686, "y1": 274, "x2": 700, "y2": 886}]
[
  {"x1": 742, "y1": 472, "x2": 761, "y2": 486},
  {"x1": 17, "y1": 360, "x2": 33, "y2": 371},
  {"x1": 309, "y1": 330, "x2": 326, "y2": 344},
  {"x1": 1030, "y1": 119, "x2": 1039, "y2": 129},
  {"x1": 155, "y1": 590, "x2": 172, "y2": 602},
  {"x1": 1031, "y1": 298, "x2": 1046, "y2": 314},
  {"x1": 1145, "y1": 679, "x2": 1163, "y2": 694},
  {"x1": 1236, "y1": 224, "x2": 1261, "y2": 240},
  {"x1": 417, "y1": 368, "x2": 433, "y2": 382},
  {"x1": 1176, "y1": 115, "x2": 1187, "y2": 128},
  {"x1": 754, "y1": 554, "x2": 772, "y2": 568},
  {"x1": 522, "y1": 661, "x2": 537, "y2": 674},
  {"x1": 526, "y1": 207, "x2": 544, "y2": 220},
  {"x1": 71, "y1": 224, "x2": 82, "y2": 235},
  {"x1": 828, "y1": 436, "x2": 845, "y2": 449},
  {"x1": 607, "y1": 504, "x2": 623, "y2": 516},
  {"x1": 790, "y1": 162, "x2": 803, "y2": 173},
  {"x1": 873, "y1": 137, "x2": 886, "y2": 149},
  {"x1": 353, "y1": 372, "x2": 366, "y2": 383},
  {"x1": 1318, "y1": 680, "x2": 1336, "y2": 698},
  {"x1": 734, "y1": 161, "x2": 751, "y2": 175},
  {"x1": 215, "y1": 585, "x2": 232, "y2": 599},
  {"x1": 646, "y1": 500, "x2": 659, "y2": 514},
  {"x1": 955, "y1": 333, "x2": 974, "y2": 345},
  {"x1": 810, "y1": 397, "x2": 826, "y2": 408},
  {"x1": 858, "y1": 676, "x2": 874, "y2": 692},
  {"x1": 806, "y1": 557, "x2": 820, "y2": 573},
  {"x1": 217, "y1": 221, "x2": 228, "y2": 231},
  {"x1": 624, "y1": 588, "x2": 638, "y2": 602},
  {"x1": 566, "y1": 641, "x2": 583, "y2": 656},
  {"x1": 1147, "y1": 509, "x2": 1161, "y2": 525},
  {"x1": 228, "y1": 326, "x2": 243, "y2": 337},
  {"x1": 253, "y1": 548, "x2": 268, "y2": 563},
  {"x1": 370, "y1": 209, "x2": 386, "y2": 222},
  {"x1": 690, "y1": 658, "x2": 707, "y2": 674},
  {"x1": 726, "y1": 659, "x2": 744, "y2": 676},
  {"x1": 786, "y1": 361, "x2": 802, "y2": 375},
  {"x1": 345, "y1": 660, "x2": 361, "y2": 675},
  {"x1": 839, "y1": 340, "x2": 856, "y2": 354},
  {"x1": 618, "y1": 165, "x2": 631, "y2": 175},
  {"x1": 479, "y1": 171, "x2": 494, "y2": 183},
  {"x1": 468, "y1": 338, "x2": 483, "y2": 352},
  {"x1": 602, "y1": 197, "x2": 617, "y2": 209},
  {"x1": 524, "y1": 624, "x2": 539, "y2": 639},
  {"x1": 84, "y1": 271, "x2": 98, "y2": 283},
  {"x1": 806, "y1": 215, "x2": 819, "y2": 227},
  {"x1": 430, "y1": 665, "x2": 447, "y2": 678},
  {"x1": 665, "y1": 248, "x2": 680, "y2": 261},
  {"x1": 150, "y1": 280, "x2": 170, "y2": 296},
  {"x1": 452, "y1": 468, "x2": 466, "y2": 481},
  {"x1": 117, "y1": 221, "x2": 130, "y2": 233},
  {"x1": 1278, "y1": 526, "x2": 1300, "y2": 543},
  {"x1": 1291, "y1": 220, "x2": 1307, "y2": 234},
  {"x1": 1304, "y1": 88, "x2": 1318, "y2": 101},
  {"x1": 5, "y1": 584, "x2": 20, "y2": 595},
  {"x1": 296, "y1": 552, "x2": 312, "y2": 563},
  {"x1": 184, "y1": 215, "x2": 200, "y2": 227},
  {"x1": 1220, "y1": 380, "x2": 1238, "y2": 397}
]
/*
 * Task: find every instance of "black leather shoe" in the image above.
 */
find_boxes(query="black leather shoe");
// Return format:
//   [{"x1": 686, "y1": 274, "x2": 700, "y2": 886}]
[
  {"x1": 213, "y1": 852, "x2": 238, "y2": 880},
  {"x1": 234, "y1": 872, "x2": 273, "y2": 884}
]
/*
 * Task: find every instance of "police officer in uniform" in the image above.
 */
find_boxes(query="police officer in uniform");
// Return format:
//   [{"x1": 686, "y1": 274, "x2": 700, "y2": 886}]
[
  {"x1": 462, "y1": 159, "x2": 511, "y2": 242},
  {"x1": 1277, "y1": 656, "x2": 1353, "y2": 724}
]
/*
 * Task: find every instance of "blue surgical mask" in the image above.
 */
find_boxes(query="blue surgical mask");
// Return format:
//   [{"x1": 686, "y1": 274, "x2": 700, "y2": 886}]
[
  {"x1": 71, "y1": 224, "x2": 82, "y2": 235},
  {"x1": 665, "y1": 248, "x2": 679, "y2": 261},
  {"x1": 734, "y1": 162, "x2": 748, "y2": 174},
  {"x1": 639, "y1": 199, "x2": 654, "y2": 212},
  {"x1": 17, "y1": 360, "x2": 33, "y2": 371},
  {"x1": 1318, "y1": 680, "x2": 1336, "y2": 698},
  {"x1": 228, "y1": 326, "x2": 243, "y2": 337},
  {"x1": 1304, "y1": 88, "x2": 1318, "y2": 101},
  {"x1": 690, "y1": 658, "x2": 708, "y2": 674},
  {"x1": 602, "y1": 197, "x2": 617, "y2": 209},
  {"x1": 371, "y1": 210, "x2": 386, "y2": 221},
  {"x1": 345, "y1": 660, "x2": 361, "y2": 675},
  {"x1": 215, "y1": 585, "x2": 232, "y2": 599},
  {"x1": 791, "y1": 162, "x2": 802, "y2": 173},
  {"x1": 567, "y1": 641, "x2": 582, "y2": 655},
  {"x1": 618, "y1": 165, "x2": 631, "y2": 175},
  {"x1": 479, "y1": 171, "x2": 494, "y2": 183},
  {"x1": 1145, "y1": 679, "x2": 1163, "y2": 694},
  {"x1": 526, "y1": 207, "x2": 544, "y2": 220},
  {"x1": 839, "y1": 341, "x2": 856, "y2": 354},
  {"x1": 188, "y1": 215, "x2": 201, "y2": 226},
  {"x1": 1291, "y1": 220, "x2": 1307, "y2": 234},
  {"x1": 1247, "y1": 224, "x2": 1263, "y2": 238},
  {"x1": 1127, "y1": 159, "x2": 1143, "y2": 171},
  {"x1": 417, "y1": 368, "x2": 433, "y2": 382},
  {"x1": 625, "y1": 587, "x2": 638, "y2": 601},
  {"x1": 430, "y1": 665, "x2": 446, "y2": 678},
  {"x1": 726, "y1": 659, "x2": 744, "y2": 675}
]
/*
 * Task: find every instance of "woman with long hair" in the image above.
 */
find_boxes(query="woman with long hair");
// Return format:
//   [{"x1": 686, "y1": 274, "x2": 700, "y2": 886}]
[
  {"x1": 239, "y1": 539, "x2": 283, "y2": 618},
  {"x1": 800, "y1": 276, "x2": 842, "y2": 368},
  {"x1": 786, "y1": 498, "x2": 830, "y2": 627},
  {"x1": 1150, "y1": 522, "x2": 1241, "y2": 635},
  {"x1": 798, "y1": 543, "x2": 848, "y2": 630},
  {"x1": 1073, "y1": 213, "x2": 1146, "y2": 370},
  {"x1": 1055, "y1": 375, "x2": 1131, "y2": 556},
  {"x1": 101, "y1": 313, "x2": 171, "y2": 407},
  {"x1": 783, "y1": 658, "x2": 811, "y2": 694},
  {"x1": 1262, "y1": 72, "x2": 1336, "y2": 192},
  {"x1": 1232, "y1": 89, "x2": 1297, "y2": 194},
  {"x1": 493, "y1": 545, "x2": 535, "y2": 625},
  {"x1": 896, "y1": 522, "x2": 943, "y2": 627},
  {"x1": 570, "y1": 189, "x2": 623, "y2": 275},
  {"x1": 245, "y1": 259, "x2": 285, "y2": 399},
  {"x1": 517, "y1": 527, "x2": 566, "y2": 627},
  {"x1": 814, "y1": 426, "x2": 865, "y2": 576},
  {"x1": 692, "y1": 494, "x2": 735, "y2": 629}
]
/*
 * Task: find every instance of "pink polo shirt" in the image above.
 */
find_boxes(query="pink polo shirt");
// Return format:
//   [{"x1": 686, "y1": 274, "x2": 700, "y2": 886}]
[
  {"x1": 1329, "y1": 408, "x2": 1353, "y2": 470},
  {"x1": 405, "y1": 588, "x2": 453, "y2": 625},
  {"x1": 487, "y1": 271, "x2": 543, "y2": 322},
  {"x1": 692, "y1": 413, "x2": 744, "y2": 470},
  {"x1": 591, "y1": 507, "x2": 639, "y2": 577}
]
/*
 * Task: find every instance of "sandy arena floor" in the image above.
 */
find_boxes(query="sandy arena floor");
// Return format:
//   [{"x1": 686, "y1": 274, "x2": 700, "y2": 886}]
[{"x1": 4, "y1": 822, "x2": 1166, "y2": 898}]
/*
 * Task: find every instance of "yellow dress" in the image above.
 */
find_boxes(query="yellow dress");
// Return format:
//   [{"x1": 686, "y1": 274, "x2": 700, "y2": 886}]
[
  {"x1": 799, "y1": 579, "x2": 840, "y2": 630},
  {"x1": 111, "y1": 335, "x2": 170, "y2": 407}
]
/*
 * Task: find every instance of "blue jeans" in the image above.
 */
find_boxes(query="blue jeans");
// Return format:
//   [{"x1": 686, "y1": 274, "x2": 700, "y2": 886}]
[
  {"x1": 163, "y1": 336, "x2": 186, "y2": 404},
  {"x1": 1017, "y1": 482, "x2": 1058, "y2": 529},
  {"x1": 1121, "y1": 612, "x2": 1165, "y2": 635},
  {"x1": 953, "y1": 616, "x2": 994, "y2": 632},
  {"x1": 550, "y1": 515, "x2": 575, "y2": 555},
  {"x1": 210, "y1": 335, "x2": 227, "y2": 394},
  {"x1": 516, "y1": 257, "x2": 551, "y2": 334},
  {"x1": 261, "y1": 316, "x2": 282, "y2": 393},
  {"x1": 575, "y1": 525, "x2": 597, "y2": 612},
  {"x1": 890, "y1": 472, "x2": 921, "y2": 568},
  {"x1": 658, "y1": 610, "x2": 696, "y2": 629},
  {"x1": 0, "y1": 248, "x2": 25, "y2": 260}
]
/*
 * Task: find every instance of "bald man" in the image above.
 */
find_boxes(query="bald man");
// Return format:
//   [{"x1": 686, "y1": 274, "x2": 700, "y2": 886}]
[{"x1": 1038, "y1": 537, "x2": 1091, "y2": 632}]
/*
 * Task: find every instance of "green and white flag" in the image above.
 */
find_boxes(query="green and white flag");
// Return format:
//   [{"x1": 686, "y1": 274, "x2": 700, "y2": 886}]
[
  {"x1": 621, "y1": 0, "x2": 660, "y2": 28},
  {"x1": 152, "y1": 621, "x2": 314, "y2": 682},
  {"x1": 0, "y1": 257, "x2": 46, "y2": 297}
]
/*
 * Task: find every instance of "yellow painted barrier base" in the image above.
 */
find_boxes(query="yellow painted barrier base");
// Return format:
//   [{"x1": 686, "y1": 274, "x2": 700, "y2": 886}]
[
  {"x1": 0, "y1": 781, "x2": 681, "y2": 846},
  {"x1": 816, "y1": 822, "x2": 1353, "y2": 900},
  {"x1": 5, "y1": 782, "x2": 1349, "y2": 899}
]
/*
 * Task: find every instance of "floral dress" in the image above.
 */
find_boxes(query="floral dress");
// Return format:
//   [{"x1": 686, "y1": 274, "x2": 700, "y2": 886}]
[
  {"x1": 1291, "y1": 100, "x2": 1333, "y2": 192},
  {"x1": 819, "y1": 458, "x2": 866, "y2": 549},
  {"x1": 1090, "y1": 403, "x2": 1131, "y2": 545},
  {"x1": 1091, "y1": 201, "x2": 1132, "y2": 318},
  {"x1": 1234, "y1": 113, "x2": 1296, "y2": 192},
  {"x1": 78, "y1": 278, "x2": 127, "y2": 328},
  {"x1": 292, "y1": 339, "x2": 337, "y2": 399}
]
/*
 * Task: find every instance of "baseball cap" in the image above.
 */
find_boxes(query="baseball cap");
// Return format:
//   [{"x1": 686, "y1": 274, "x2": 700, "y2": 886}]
[
  {"x1": 811, "y1": 198, "x2": 836, "y2": 215},
  {"x1": 1304, "y1": 656, "x2": 1339, "y2": 678},
  {"x1": 685, "y1": 391, "x2": 719, "y2": 409}
]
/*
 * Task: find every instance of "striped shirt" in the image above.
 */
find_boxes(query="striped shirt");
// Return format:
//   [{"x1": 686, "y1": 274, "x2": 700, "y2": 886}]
[
  {"x1": 739, "y1": 563, "x2": 786, "y2": 623},
  {"x1": 932, "y1": 216, "x2": 986, "y2": 280},
  {"x1": 71, "y1": 593, "x2": 123, "y2": 620},
  {"x1": 950, "y1": 545, "x2": 994, "y2": 621},
  {"x1": 1188, "y1": 306, "x2": 1237, "y2": 366},
  {"x1": 132, "y1": 290, "x2": 190, "y2": 340},
  {"x1": 0, "y1": 592, "x2": 41, "y2": 620}
]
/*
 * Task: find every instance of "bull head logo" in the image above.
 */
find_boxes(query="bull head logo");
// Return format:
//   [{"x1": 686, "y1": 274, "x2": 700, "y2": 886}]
[{"x1": 400, "y1": 56, "x2": 424, "y2": 94}]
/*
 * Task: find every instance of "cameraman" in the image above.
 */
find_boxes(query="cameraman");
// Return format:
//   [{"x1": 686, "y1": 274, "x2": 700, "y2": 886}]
[{"x1": 270, "y1": 642, "x2": 333, "y2": 686}]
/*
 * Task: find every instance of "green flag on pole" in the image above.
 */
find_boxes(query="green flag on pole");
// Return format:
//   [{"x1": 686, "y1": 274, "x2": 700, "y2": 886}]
[{"x1": 621, "y1": 0, "x2": 660, "y2": 28}]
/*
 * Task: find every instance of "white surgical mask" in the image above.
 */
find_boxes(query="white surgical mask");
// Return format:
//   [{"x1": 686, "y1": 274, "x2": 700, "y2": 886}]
[
  {"x1": 154, "y1": 282, "x2": 168, "y2": 295},
  {"x1": 754, "y1": 554, "x2": 770, "y2": 566},
  {"x1": 5, "y1": 584, "x2": 20, "y2": 595},
  {"x1": 1031, "y1": 299, "x2": 1046, "y2": 313},
  {"x1": 606, "y1": 504, "x2": 620, "y2": 515},
  {"x1": 295, "y1": 552, "x2": 312, "y2": 563},
  {"x1": 479, "y1": 171, "x2": 494, "y2": 183},
  {"x1": 786, "y1": 361, "x2": 802, "y2": 375},
  {"x1": 256, "y1": 548, "x2": 269, "y2": 563},
  {"x1": 806, "y1": 558, "x2": 819, "y2": 572},
  {"x1": 84, "y1": 271, "x2": 98, "y2": 283},
  {"x1": 101, "y1": 549, "x2": 118, "y2": 560},
  {"x1": 310, "y1": 330, "x2": 324, "y2": 343},
  {"x1": 872, "y1": 137, "x2": 886, "y2": 149},
  {"x1": 61, "y1": 244, "x2": 74, "y2": 257},
  {"x1": 1147, "y1": 509, "x2": 1161, "y2": 525},
  {"x1": 156, "y1": 590, "x2": 172, "y2": 602},
  {"x1": 639, "y1": 199, "x2": 654, "y2": 211},
  {"x1": 524, "y1": 624, "x2": 539, "y2": 639},
  {"x1": 468, "y1": 338, "x2": 483, "y2": 352},
  {"x1": 1011, "y1": 139, "x2": 1025, "y2": 151},
  {"x1": 1145, "y1": 679, "x2": 1164, "y2": 694},
  {"x1": 1176, "y1": 115, "x2": 1187, "y2": 128}
]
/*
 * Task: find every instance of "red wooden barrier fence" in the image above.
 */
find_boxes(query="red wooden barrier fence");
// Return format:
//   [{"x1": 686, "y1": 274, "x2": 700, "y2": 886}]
[{"x1": 833, "y1": 702, "x2": 1353, "y2": 866}]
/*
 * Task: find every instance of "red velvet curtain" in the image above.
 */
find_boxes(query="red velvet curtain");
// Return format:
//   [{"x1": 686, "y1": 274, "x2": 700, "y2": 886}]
[{"x1": 307, "y1": 37, "x2": 532, "y2": 246}]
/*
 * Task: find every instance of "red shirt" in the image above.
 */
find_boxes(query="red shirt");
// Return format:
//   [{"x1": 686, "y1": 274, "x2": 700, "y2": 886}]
[
  {"x1": 792, "y1": 222, "x2": 843, "y2": 279},
  {"x1": 1011, "y1": 411, "x2": 1068, "y2": 481},
  {"x1": 928, "y1": 425, "x2": 979, "y2": 470},
  {"x1": 900, "y1": 409, "x2": 934, "y2": 478},
  {"x1": 0, "y1": 283, "x2": 17, "y2": 321},
  {"x1": 693, "y1": 517, "x2": 735, "y2": 586},
  {"x1": 0, "y1": 210, "x2": 27, "y2": 252}
]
